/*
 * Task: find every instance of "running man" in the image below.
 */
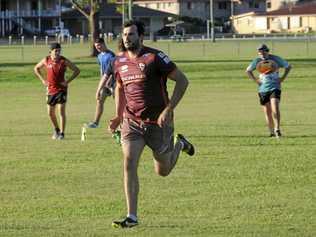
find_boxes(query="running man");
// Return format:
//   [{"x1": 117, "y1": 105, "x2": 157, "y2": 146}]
[
  {"x1": 97, "y1": 20, "x2": 195, "y2": 228},
  {"x1": 86, "y1": 38, "x2": 115, "y2": 128},
  {"x1": 246, "y1": 44, "x2": 291, "y2": 137},
  {"x1": 34, "y1": 42, "x2": 80, "y2": 139}
]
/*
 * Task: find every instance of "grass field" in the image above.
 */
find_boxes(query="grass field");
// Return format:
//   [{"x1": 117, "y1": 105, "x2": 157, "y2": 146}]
[{"x1": 0, "y1": 41, "x2": 315, "y2": 236}]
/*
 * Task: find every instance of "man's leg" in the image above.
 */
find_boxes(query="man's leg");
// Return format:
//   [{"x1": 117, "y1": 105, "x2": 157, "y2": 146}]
[
  {"x1": 112, "y1": 138, "x2": 145, "y2": 228},
  {"x1": 122, "y1": 139, "x2": 145, "y2": 217},
  {"x1": 262, "y1": 102, "x2": 274, "y2": 136},
  {"x1": 47, "y1": 105, "x2": 59, "y2": 139},
  {"x1": 59, "y1": 103, "x2": 66, "y2": 135},
  {"x1": 270, "y1": 97, "x2": 281, "y2": 136},
  {"x1": 93, "y1": 98, "x2": 106, "y2": 125},
  {"x1": 153, "y1": 140, "x2": 183, "y2": 177},
  {"x1": 87, "y1": 88, "x2": 107, "y2": 128},
  {"x1": 47, "y1": 105, "x2": 59, "y2": 128}
]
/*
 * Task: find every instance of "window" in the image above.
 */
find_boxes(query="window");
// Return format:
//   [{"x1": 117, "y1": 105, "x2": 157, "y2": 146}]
[
  {"x1": 249, "y1": 1, "x2": 260, "y2": 8},
  {"x1": 157, "y1": 3, "x2": 160, "y2": 9},
  {"x1": 267, "y1": 2, "x2": 271, "y2": 8},
  {"x1": 218, "y1": 2, "x2": 227, "y2": 10},
  {"x1": 1, "y1": 0, "x2": 7, "y2": 11},
  {"x1": 187, "y1": 2, "x2": 192, "y2": 10},
  {"x1": 31, "y1": 0, "x2": 38, "y2": 10}
]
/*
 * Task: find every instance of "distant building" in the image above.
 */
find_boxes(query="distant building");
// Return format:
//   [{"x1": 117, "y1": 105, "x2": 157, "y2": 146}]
[
  {"x1": 0, "y1": 0, "x2": 174, "y2": 37},
  {"x1": 266, "y1": 0, "x2": 287, "y2": 11},
  {"x1": 133, "y1": 0, "x2": 266, "y2": 28},
  {"x1": 232, "y1": 3, "x2": 316, "y2": 33},
  {"x1": 62, "y1": 2, "x2": 175, "y2": 36},
  {"x1": 266, "y1": 0, "x2": 316, "y2": 12},
  {"x1": 0, "y1": 0, "x2": 62, "y2": 36}
]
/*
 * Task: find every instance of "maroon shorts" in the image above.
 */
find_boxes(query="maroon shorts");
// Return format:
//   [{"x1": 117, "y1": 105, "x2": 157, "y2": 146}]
[{"x1": 121, "y1": 118, "x2": 174, "y2": 155}]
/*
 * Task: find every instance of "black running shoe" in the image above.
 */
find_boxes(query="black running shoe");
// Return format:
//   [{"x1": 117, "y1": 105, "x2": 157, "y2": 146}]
[
  {"x1": 177, "y1": 134, "x2": 195, "y2": 156},
  {"x1": 269, "y1": 133, "x2": 275, "y2": 137},
  {"x1": 112, "y1": 217, "x2": 138, "y2": 228},
  {"x1": 57, "y1": 133, "x2": 65, "y2": 140},
  {"x1": 275, "y1": 130, "x2": 282, "y2": 138}
]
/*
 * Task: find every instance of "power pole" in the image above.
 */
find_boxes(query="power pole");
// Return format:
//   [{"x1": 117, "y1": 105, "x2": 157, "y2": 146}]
[
  {"x1": 122, "y1": 0, "x2": 125, "y2": 25},
  {"x1": 210, "y1": 0, "x2": 215, "y2": 42},
  {"x1": 128, "y1": 0, "x2": 132, "y2": 20},
  {"x1": 59, "y1": 0, "x2": 62, "y2": 27}
]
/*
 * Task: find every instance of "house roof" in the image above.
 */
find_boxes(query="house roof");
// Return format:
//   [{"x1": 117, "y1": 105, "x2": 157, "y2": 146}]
[
  {"x1": 262, "y1": 3, "x2": 316, "y2": 16},
  {"x1": 62, "y1": 3, "x2": 175, "y2": 19}
]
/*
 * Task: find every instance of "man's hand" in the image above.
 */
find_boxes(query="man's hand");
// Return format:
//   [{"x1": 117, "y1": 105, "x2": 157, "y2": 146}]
[
  {"x1": 254, "y1": 78, "x2": 262, "y2": 85},
  {"x1": 157, "y1": 107, "x2": 173, "y2": 128},
  {"x1": 60, "y1": 81, "x2": 68, "y2": 87},
  {"x1": 108, "y1": 116, "x2": 122, "y2": 133},
  {"x1": 41, "y1": 79, "x2": 48, "y2": 86}
]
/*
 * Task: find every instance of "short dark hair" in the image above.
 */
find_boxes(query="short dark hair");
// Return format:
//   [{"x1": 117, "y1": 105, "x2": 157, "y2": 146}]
[
  {"x1": 94, "y1": 37, "x2": 105, "y2": 44},
  {"x1": 50, "y1": 42, "x2": 61, "y2": 50},
  {"x1": 123, "y1": 20, "x2": 145, "y2": 36},
  {"x1": 257, "y1": 44, "x2": 269, "y2": 52}
]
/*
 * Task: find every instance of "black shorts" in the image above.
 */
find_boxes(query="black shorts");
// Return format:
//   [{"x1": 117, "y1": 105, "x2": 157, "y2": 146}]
[
  {"x1": 47, "y1": 91, "x2": 67, "y2": 106},
  {"x1": 258, "y1": 89, "x2": 281, "y2": 105}
]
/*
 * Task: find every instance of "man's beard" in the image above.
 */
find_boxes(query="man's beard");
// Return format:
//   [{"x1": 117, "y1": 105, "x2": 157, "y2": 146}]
[{"x1": 125, "y1": 41, "x2": 140, "y2": 52}]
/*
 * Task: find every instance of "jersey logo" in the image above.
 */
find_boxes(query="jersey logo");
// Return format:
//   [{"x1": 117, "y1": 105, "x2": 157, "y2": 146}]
[
  {"x1": 138, "y1": 63, "x2": 145, "y2": 71},
  {"x1": 120, "y1": 65, "x2": 128, "y2": 73},
  {"x1": 158, "y1": 52, "x2": 171, "y2": 64},
  {"x1": 119, "y1": 57, "x2": 127, "y2": 62},
  {"x1": 256, "y1": 59, "x2": 278, "y2": 74}
]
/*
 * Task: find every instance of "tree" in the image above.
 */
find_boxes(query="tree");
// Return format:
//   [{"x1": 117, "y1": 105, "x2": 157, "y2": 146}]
[{"x1": 70, "y1": 0, "x2": 100, "y2": 56}]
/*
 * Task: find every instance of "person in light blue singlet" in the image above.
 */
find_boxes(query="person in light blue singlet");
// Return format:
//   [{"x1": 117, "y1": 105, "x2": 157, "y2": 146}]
[
  {"x1": 246, "y1": 44, "x2": 291, "y2": 138},
  {"x1": 87, "y1": 38, "x2": 115, "y2": 128}
]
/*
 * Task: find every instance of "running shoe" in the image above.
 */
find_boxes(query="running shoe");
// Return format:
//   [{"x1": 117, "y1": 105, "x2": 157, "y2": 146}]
[
  {"x1": 176, "y1": 134, "x2": 195, "y2": 156},
  {"x1": 86, "y1": 122, "x2": 99, "y2": 128},
  {"x1": 52, "y1": 131, "x2": 60, "y2": 140},
  {"x1": 112, "y1": 217, "x2": 138, "y2": 228},
  {"x1": 275, "y1": 130, "x2": 282, "y2": 138},
  {"x1": 58, "y1": 133, "x2": 65, "y2": 140}
]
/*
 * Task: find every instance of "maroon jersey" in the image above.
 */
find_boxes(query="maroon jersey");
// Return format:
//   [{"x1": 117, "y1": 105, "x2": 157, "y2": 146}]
[
  {"x1": 111, "y1": 46, "x2": 176, "y2": 122},
  {"x1": 44, "y1": 56, "x2": 67, "y2": 95}
]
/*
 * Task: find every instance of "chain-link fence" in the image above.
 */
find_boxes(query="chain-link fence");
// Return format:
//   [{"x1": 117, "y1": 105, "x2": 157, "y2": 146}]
[{"x1": 1, "y1": 36, "x2": 316, "y2": 63}]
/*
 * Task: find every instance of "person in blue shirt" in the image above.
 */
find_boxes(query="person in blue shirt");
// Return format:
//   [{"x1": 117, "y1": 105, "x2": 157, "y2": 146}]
[
  {"x1": 87, "y1": 38, "x2": 115, "y2": 128},
  {"x1": 246, "y1": 44, "x2": 291, "y2": 138}
]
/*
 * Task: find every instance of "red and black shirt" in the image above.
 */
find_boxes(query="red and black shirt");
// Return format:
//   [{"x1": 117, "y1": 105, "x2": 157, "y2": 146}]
[
  {"x1": 107, "y1": 46, "x2": 176, "y2": 122},
  {"x1": 44, "y1": 56, "x2": 67, "y2": 95}
]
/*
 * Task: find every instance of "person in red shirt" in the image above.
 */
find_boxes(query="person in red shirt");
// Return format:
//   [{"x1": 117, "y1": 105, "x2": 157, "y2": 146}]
[
  {"x1": 97, "y1": 20, "x2": 195, "y2": 228},
  {"x1": 34, "y1": 43, "x2": 80, "y2": 140}
]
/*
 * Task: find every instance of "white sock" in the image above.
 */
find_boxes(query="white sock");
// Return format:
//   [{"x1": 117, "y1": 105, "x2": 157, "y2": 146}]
[
  {"x1": 127, "y1": 214, "x2": 137, "y2": 221},
  {"x1": 178, "y1": 140, "x2": 185, "y2": 150}
]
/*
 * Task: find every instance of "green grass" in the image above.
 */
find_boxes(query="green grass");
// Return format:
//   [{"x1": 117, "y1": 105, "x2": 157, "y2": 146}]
[{"x1": 0, "y1": 42, "x2": 315, "y2": 236}]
